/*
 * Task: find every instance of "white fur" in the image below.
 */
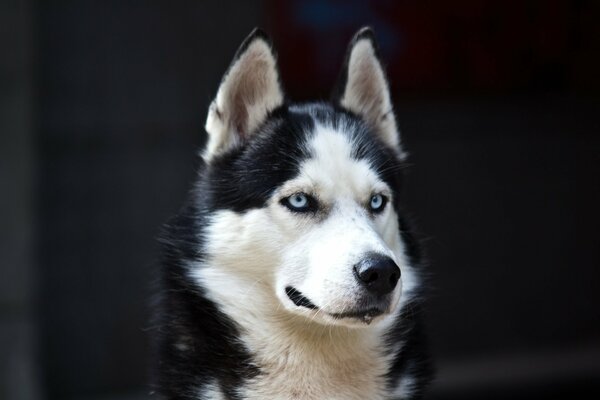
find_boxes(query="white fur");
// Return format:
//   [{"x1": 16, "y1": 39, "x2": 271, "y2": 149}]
[
  {"x1": 199, "y1": 380, "x2": 226, "y2": 400},
  {"x1": 393, "y1": 375, "x2": 417, "y2": 399},
  {"x1": 190, "y1": 121, "x2": 419, "y2": 399}
]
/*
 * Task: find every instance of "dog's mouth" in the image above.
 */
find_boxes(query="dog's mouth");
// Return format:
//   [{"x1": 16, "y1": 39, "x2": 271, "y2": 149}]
[
  {"x1": 285, "y1": 286, "x2": 318, "y2": 310},
  {"x1": 329, "y1": 308, "x2": 384, "y2": 324},
  {"x1": 285, "y1": 286, "x2": 384, "y2": 324}
]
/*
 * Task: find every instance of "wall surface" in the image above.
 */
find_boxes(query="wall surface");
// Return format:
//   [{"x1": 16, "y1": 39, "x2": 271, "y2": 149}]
[{"x1": 0, "y1": 1, "x2": 39, "y2": 400}]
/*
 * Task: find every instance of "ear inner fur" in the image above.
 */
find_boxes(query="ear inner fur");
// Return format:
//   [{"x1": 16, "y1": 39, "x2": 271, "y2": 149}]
[
  {"x1": 334, "y1": 27, "x2": 404, "y2": 158},
  {"x1": 204, "y1": 28, "x2": 284, "y2": 162}
]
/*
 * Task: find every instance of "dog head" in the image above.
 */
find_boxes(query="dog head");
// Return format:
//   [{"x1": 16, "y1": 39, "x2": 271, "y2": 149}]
[{"x1": 194, "y1": 28, "x2": 418, "y2": 328}]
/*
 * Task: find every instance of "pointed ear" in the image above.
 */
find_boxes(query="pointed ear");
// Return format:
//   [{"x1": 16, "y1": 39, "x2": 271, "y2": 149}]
[
  {"x1": 204, "y1": 28, "x2": 284, "y2": 162},
  {"x1": 333, "y1": 27, "x2": 404, "y2": 157}
]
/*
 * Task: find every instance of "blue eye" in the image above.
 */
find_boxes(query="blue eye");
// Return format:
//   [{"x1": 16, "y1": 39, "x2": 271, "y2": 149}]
[
  {"x1": 289, "y1": 193, "x2": 308, "y2": 208},
  {"x1": 282, "y1": 193, "x2": 315, "y2": 212},
  {"x1": 369, "y1": 194, "x2": 387, "y2": 212}
]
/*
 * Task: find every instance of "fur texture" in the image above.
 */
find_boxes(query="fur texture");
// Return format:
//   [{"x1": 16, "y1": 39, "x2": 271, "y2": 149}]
[{"x1": 155, "y1": 27, "x2": 433, "y2": 400}]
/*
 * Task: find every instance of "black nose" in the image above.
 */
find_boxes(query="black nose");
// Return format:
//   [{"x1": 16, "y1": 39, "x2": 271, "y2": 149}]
[{"x1": 353, "y1": 254, "x2": 401, "y2": 296}]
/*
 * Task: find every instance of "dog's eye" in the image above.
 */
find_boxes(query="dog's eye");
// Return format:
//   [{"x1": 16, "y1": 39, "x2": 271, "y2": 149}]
[
  {"x1": 289, "y1": 193, "x2": 308, "y2": 208},
  {"x1": 369, "y1": 194, "x2": 387, "y2": 212},
  {"x1": 282, "y1": 193, "x2": 315, "y2": 212}
]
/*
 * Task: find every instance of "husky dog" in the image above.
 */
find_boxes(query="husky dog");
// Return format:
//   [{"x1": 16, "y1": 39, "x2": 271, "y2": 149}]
[{"x1": 156, "y1": 27, "x2": 432, "y2": 400}]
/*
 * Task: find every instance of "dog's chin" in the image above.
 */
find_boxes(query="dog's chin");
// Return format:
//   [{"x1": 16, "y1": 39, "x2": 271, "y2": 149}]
[{"x1": 282, "y1": 286, "x2": 397, "y2": 328}]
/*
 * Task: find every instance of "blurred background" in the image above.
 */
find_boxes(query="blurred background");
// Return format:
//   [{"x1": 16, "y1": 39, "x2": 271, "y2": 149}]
[{"x1": 1, "y1": 1, "x2": 599, "y2": 399}]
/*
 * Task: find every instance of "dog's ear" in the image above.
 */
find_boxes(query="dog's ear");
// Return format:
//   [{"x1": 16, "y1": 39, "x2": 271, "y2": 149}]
[
  {"x1": 204, "y1": 28, "x2": 284, "y2": 162},
  {"x1": 332, "y1": 27, "x2": 404, "y2": 157}
]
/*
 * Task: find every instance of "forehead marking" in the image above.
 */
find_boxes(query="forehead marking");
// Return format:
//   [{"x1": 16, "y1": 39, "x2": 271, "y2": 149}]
[{"x1": 297, "y1": 124, "x2": 387, "y2": 199}]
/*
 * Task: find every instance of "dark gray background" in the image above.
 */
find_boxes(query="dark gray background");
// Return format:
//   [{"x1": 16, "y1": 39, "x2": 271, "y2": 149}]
[{"x1": 1, "y1": 1, "x2": 599, "y2": 399}]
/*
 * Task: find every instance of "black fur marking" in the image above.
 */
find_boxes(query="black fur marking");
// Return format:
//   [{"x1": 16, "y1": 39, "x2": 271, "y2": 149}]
[
  {"x1": 384, "y1": 300, "x2": 435, "y2": 400},
  {"x1": 203, "y1": 108, "x2": 314, "y2": 212},
  {"x1": 397, "y1": 215, "x2": 423, "y2": 266},
  {"x1": 384, "y1": 218, "x2": 434, "y2": 398}
]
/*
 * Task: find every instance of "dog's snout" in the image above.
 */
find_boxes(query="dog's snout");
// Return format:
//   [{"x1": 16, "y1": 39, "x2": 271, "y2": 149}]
[{"x1": 353, "y1": 254, "x2": 400, "y2": 296}]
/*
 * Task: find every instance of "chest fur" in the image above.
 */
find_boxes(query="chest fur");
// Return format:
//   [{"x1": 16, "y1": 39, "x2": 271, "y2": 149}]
[{"x1": 235, "y1": 327, "x2": 393, "y2": 400}]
